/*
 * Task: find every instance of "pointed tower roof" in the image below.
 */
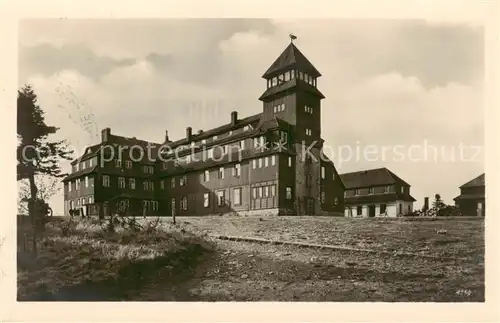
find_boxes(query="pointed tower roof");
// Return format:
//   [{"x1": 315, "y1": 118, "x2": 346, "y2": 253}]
[{"x1": 262, "y1": 42, "x2": 321, "y2": 79}]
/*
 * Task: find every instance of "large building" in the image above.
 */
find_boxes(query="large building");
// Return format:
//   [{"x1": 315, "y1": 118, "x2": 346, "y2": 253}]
[
  {"x1": 340, "y1": 167, "x2": 416, "y2": 217},
  {"x1": 453, "y1": 173, "x2": 485, "y2": 216},
  {"x1": 62, "y1": 41, "x2": 346, "y2": 217}
]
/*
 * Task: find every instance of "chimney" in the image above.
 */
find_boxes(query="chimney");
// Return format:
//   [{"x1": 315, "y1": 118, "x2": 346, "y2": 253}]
[
  {"x1": 186, "y1": 127, "x2": 192, "y2": 140},
  {"x1": 231, "y1": 111, "x2": 238, "y2": 125},
  {"x1": 101, "y1": 128, "x2": 111, "y2": 142},
  {"x1": 165, "y1": 130, "x2": 170, "y2": 142},
  {"x1": 423, "y1": 197, "x2": 429, "y2": 211}
]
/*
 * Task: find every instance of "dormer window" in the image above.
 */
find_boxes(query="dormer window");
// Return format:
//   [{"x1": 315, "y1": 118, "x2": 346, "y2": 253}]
[
  {"x1": 291, "y1": 70, "x2": 295, "y2": 79},
  {"x1": 284, "y1": 71, "x2": 290, "y2": 81}
]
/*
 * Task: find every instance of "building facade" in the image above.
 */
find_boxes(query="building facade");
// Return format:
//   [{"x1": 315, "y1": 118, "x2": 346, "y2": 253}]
[
  {"x1": 340, "y1": 168, "x2": 416, "y2": 217},
  {"x1": 453, "y1": 173, "x2": 485, "y2": 216},
  {"x1": 62, "y1": 129, "x2": 165, "y2": 218},
  {"x1": 62, "y1": 42, "x2": 345, "y2": 217}
]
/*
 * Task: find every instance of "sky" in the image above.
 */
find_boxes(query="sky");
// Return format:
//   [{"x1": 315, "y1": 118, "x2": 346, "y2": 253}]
[{"x1": 18, "y1": 18, "x2": 485, "y2": 214}]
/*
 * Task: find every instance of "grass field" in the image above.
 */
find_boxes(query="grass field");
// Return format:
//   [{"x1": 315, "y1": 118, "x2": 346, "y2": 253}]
[{"x1": 17, "y1": 216, "x2": 484, "y2": 301}]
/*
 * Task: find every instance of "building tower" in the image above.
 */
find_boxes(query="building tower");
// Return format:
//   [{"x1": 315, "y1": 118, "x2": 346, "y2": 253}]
[{"x1": 259, "y1": 39, "x2": 328, "y2": 215}]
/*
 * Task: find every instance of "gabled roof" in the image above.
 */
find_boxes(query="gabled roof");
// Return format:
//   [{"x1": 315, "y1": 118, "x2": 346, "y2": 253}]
[
  {"x1": 339, "y1": 167, "x2": 411, "y2": 189},
  {"x1": 262, "y1": 43, "x2": 321, "y2": 78},
  {"x1": 460, "y1": 173, "x2": 485, "y2": 188}
]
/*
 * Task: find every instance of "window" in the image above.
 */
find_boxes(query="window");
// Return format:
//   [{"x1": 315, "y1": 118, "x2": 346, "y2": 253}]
[
  {"x1": 150, "y1": 181, "x2": 154, "y2": 191},
  {"x1": 223, "y1": 145, "x2": 228, "y2": 154},
  {"x1": 219, "y1": 167, "x2": 224, "y2": 179},
  {"x1": 129, "y1": 178, "x2": 136, "y2": 190},
  {"x1": 213, "y1": 135, "x2": 218, "y2": 141},
  {"x1": 160, "y1": 180, "x2": 164, "y2": 189},
  {"x1": 233, "y1": 163, "x2": 241, "y2": 177},
  {"x1": 118, "y1": 177, "x2": 125, "y2": 188},
  {"x1": 355, "y1": 189, "x2": 360, "y2": 195},
  {"x1": 321, "y1": 191, "x2": 326, "y2": 204},
  {"x1": 334, "y1": 196, "x2": 339, "y2": 206},
  {"x1": 204, "y1": 193, "x2": 210, "y2": 208},
  {"x1": 88, "y1": 195, "x2": 94, "y2": 204},
  {"x1": 102, "y1": 176, "x2": 110, "y2": 187},
  {"x1": 257, "y1": 187, "x2": 263, "y2": 198},
  {"x1": 143, "y1": 181, "x2": 149, "y2": 191},
  {"x1": 171, "y1": 178, "x2": 176, "y2": 188},
  {"x1": 75, "y1": 163, "x2": 79, "y2": 172},
  {"x1": 115, "y1": 159, "x2": 122, "y2": 168},
  {"x1": 180, "y1": 175, "x2": 187, "y2": 186},
  {"x1": 233, "y1": 188, "x2": 242, "y2": 205},
  {"x1": 152, "y1": 201, "x2": 159, "y2": 211},
  {"x1": 243, "y1": 126, "x2": 249, "y2": 131},
  {"x1": 181, "y1": 196, "x2": 188, "y2": 211},
  {"x1": 306, "y1": 128, "x2": 312, "y2": 136},
  {"x1": 271, "y1": 185, "x2": 276, "y2": 196},
  {"x1": 401, "y1": 186, "x2": 404, "y2": 193},
  {"x1": 369, "y1": 187, "x2": 374, "y2": 194},
  {"x1": 143, "y1": 165, "x2": 148, "y2": 173},
  {"x1": 149, "y1": 166, "x2": 154, "y2": 174},
  {"x1": 240, "y1": 140, "x2": 245, "y2": 150},
  {"x1": 264, "y1": 157, "x2": 269, "y2": 167},
  {"x1": 252, "y1": 187, "x2": 257, "y2": 198},
  {"x1": 357, "y1": 206, "x2": 363, "y2": 215},
  {"x1": 204, "y1": 170, "x2": 210, "y2": 182},
  {"x1": 288, "y1": 156, "x2": 292, "y2": 167},
  {"x1": 399, "y1": 203, "x2": 403, "y2": 214},
  {"x1": 89, "y1": 158, "x2": 93, "y2": 167},
  {"x1": 305, "y1": 105, "x2": 313, "y2": 114},
  {"x1": 321, "y1": 166, "x2": 325, "y2": 179},
  {"x1": 217, "y1": 190, "x2": 225, "y2": 206},
  {"x1": 185, "y1": 155, "x2": 192, "y2": 164},
  {"x1": 385, "y1": 185, "x2": 391, "y2": 193},
  {"x1": 380, "y1": 204, "x2": 387, "y2": 214},
  {"x1": 263, "y1": 186, "x2": 269, "y2": 198},
  {"x1": 83, "y1": 176, "x2": 88, "y2": 188},
  {"x1": 332, "y1": 172, "x2": 335, "y2": 180},
  {"x1": 171, "y1": 198, "x2": 176, "y2": 216},
  {"x1": 252, "y1": 159, "x2": 257, "y2": 169},
  {"x1": 258, "y1": 158, "x2": 263, "y2": 168},
  {"x1": 291, "y1": 70, "x2": 295, "y2": 79},
  {"x1": 75, "y1": 178, "x2": 80, "y2": 190},
  {"x1": 284, "y1": 71, "x2": 290, "y2": 81},
  {"x1": 201, "y1": 139, "x2": 207, "y2": 145},
  {"x1": 126, "y1": 161, "x2": 132, "y2": 169},
  {"x1": 271, "y1": 155, "x2": 276, "y2": 166},
  {"x1": 68, "y1": 181, "x2": 72, "y2": 192},
  {"x1": 286, "y1": 187, "x2": 292, "y2": 200},
  {"x1": 207, "y1": 148, "x2": 213, "y2": 159}
]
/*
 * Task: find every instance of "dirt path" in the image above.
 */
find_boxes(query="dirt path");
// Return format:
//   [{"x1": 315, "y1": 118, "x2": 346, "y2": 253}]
[{"x1": 134, "y1": 238, "x2": 484, "y2": 302}]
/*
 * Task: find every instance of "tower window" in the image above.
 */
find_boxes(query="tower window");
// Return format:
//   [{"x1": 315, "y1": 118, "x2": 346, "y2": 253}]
[
  {"x1": 272, "y1": 77, "x2": 278, "y2": 86},
  {"x1": 305, "y1": 105, "x2": 313, "y2": 114},
  {"x1": 284, "y1": 71, "x2": 290, "y2": 81},
  {"x1": 306, "y1": 129, "x2": 312, "y2": 136}
]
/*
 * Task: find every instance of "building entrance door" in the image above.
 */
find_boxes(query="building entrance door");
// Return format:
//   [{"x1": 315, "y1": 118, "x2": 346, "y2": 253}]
[{"x1": 368, "y1": 205, "x2": 376, "y2": 217}]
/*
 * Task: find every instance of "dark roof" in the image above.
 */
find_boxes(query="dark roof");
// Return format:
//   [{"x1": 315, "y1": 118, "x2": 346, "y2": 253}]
[
  {"x1": 460, "y1": 173, "x2": 485, "y2": 188},
  {"x1": 70, "y1": 143, "x2": 104, "y2": 165},
  {"x1": 62, "y1": 165, "x2": 98, "y2": 182},
  {"x1": 339, "y1": 167, "x2": 411, "y2": 189},
  {"x1": 262, "y1": 43, "x2": 321, "y2": 78},
  {"x1": 164, "y1": 113, "x2": 262, "y2": 149},
  {"x1": 258, "y1": 78, "x2": 325, "y2": 101},
  {"x1": 453, "y1": 193, "x2": 485, "y2": 201},
  {"x1": 345, "y1": 192, "x2": 416, "y2": 204}
]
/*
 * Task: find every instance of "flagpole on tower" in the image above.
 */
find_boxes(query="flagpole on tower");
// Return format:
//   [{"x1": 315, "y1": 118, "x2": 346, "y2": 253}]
[{"x1": 289, "y1": 33, "x2": 297, "y2": 43}]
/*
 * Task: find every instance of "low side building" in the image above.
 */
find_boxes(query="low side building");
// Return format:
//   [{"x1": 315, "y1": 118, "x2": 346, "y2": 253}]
[
  {"x1": 453, "y1": 173, "x2": 485, "y2": 216},
  {"x1": 340, "y1": 167, "x2": 416, "y2": 217}
]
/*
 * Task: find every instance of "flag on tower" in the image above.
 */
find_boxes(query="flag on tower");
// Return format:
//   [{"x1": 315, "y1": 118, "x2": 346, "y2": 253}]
[{"x1": 289, "y1": 34, "x2": 297, "y2": 41}]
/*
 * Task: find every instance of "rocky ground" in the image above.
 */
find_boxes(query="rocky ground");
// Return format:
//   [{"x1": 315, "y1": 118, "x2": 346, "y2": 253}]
[{"x1": 18, "y1": 216, "x2": 484, "y2": 302}]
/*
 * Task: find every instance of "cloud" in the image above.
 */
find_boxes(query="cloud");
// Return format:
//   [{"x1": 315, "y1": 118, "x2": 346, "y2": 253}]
[{"x1": 19, "y1": 43, "x2": 137, "y2": 81}]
